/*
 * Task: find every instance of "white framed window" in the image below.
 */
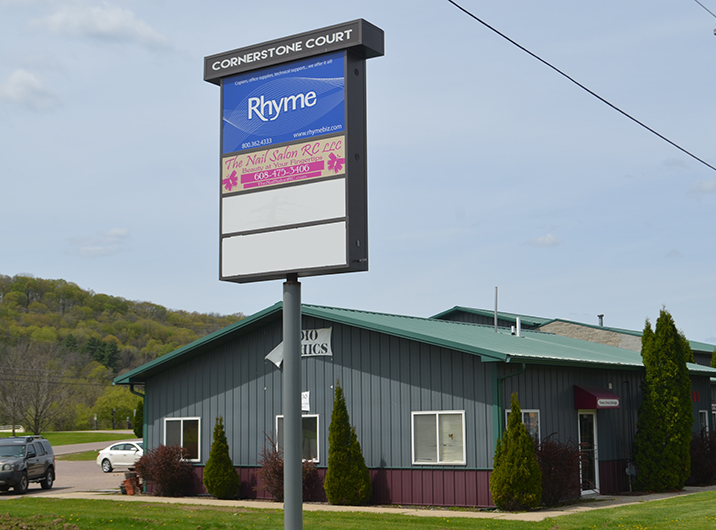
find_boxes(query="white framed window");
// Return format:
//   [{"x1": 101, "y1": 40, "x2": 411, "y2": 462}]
[
  {"x1": 411, "y1": 411, "x2": 466, "y2": 465},
  {"x1": 276, "y1": 414, "x2": 319, "y2": 462},
  {"x1": 164, "y1": 417, "x2": 200, "y2": 461},
  {"x1": 712, "y1": 412, "x2": 716, "y2": 432},
  {"x1": 506, "y1": 409, "x2": 541, "y2": 441},
  {"x1": 699, "y1": 410, "x2": 709, "y2": 432}
]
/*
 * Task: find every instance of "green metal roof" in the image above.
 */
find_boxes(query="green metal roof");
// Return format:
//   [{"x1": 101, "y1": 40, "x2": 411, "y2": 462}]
[
  {"x1": 114, "y1": 303, "x2": 716, "y2": 385},
  {"x1": 432, "y1": 307, "x2": 716, "y2": 355},
  {"x1": 430, "y1": 306, "x2": 553, "y2": 327}
]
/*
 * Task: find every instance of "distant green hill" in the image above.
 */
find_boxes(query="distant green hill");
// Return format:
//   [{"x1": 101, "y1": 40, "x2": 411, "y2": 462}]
[
  {"x1": 0, "y1": 274, "x2": 245, "y2": 432},
  {"x1": 0, "y1": 274, "x2": 244, "y2": 374}
]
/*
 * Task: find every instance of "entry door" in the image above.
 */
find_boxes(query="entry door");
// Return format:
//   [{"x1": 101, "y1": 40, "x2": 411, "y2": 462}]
[{"x1": 578, "y1": 410, "x2": 599, "y2": 495}]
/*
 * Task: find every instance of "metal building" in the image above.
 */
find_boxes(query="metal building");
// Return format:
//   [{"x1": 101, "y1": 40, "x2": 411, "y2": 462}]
[{"x1": 115, "y1": 303, "x2": 716, "y2": 506}]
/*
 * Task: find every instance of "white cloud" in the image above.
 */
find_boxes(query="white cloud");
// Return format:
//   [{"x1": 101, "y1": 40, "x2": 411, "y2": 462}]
[
  {"x1": 69, "y1": 228, "x2": 130, "y2": 258},
  {"x1": 0, "y1": 69, "x2": 61, "y2": 111},
  {"x1": 37, "y1": 2, "x2": 170, "y2": 49},
  {"x1": 690, "y1": 179, "x2": 716, "y2": 195},
  {"x1": 526, "y1": 233, "x2": 562, "y2": 247},
  {"x1": 666, "y1": 249, "x2": 682, "y2": 258},
  {"x1": 662, "y1": 158, "x2": 689, "y2": 170}
]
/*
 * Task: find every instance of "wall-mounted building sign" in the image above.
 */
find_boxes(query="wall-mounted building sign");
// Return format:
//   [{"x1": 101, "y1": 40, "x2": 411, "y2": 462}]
[
  {"x1": 265, "y1": 327, "x2": 333, "y2": 368},
  {"x1": 205, "y1": 20, "x2": 384, "y2": 284}
]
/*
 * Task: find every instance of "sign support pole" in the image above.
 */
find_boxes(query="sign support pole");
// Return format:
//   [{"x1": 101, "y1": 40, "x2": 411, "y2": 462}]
[{"x1": 283, "y1": 273, "x2": 302, "y2": 530}]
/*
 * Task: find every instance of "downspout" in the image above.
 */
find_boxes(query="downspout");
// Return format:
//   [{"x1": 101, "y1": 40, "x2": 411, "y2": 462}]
[
  {"x1": 492, "y1": 360, "x2": 527, "y2": 447},
  {"x1": 128, "y1": 384, "x2": 146, "y2": 447}
]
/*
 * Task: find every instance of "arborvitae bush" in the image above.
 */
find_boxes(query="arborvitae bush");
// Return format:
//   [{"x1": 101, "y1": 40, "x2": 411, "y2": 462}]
[
  {"x1": 324, "y1": 380, "x2": 371, "y2": 505},
  {"x1": 535, "y1": 434, "x2": 580, "y2": 506},
  {"x1": 203, "y1": 416, "x2": 241, "y2": 499},
  {"x1": 634, "y1": 310, "x2": 693, "y2": 492},
  {"x1": 687, "y1": 431, "x2": 716, "y2": 486},
  {"x1": 133, "y1": 399, "x2": 143, "y2": 439},
  {"x1": 490, "y1": 393, "x2": 542, "y2": 510},
  {"x1": 256, "y1": 435, "x2": 324, "y2": 502},
  {"x1": 134, "y1": 444, "x2": 195, "y2": 497}
]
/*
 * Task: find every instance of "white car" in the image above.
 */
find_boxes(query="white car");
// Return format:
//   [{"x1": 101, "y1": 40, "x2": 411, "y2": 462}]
[{"x1": 96, "y1": 441, "x2": 143, "y2": 473}]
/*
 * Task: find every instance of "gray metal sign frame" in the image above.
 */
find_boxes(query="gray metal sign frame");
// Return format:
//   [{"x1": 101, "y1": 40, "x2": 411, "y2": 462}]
[
  {"x1": 206, "y1": 20, "x2": 384, "y2": 284},
  {"x1": 204, "y1": 19, "x2": 384, "y2": 84}
]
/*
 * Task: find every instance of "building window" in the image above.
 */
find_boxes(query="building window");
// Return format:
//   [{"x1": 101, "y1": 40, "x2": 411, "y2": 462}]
[
  {"x1": 506, "y1": 409, "x2": 541, "y2": 441},
  {"x1": 699, "y1": 410, "x2": 709, "y2": 433},
  {"x1": 276, "y1": 415, "x2": 319, "y2": 462},
  {"x1": 164, "y1": 417, "x2": 200, "y2": 461},
  {"x1": 411, "y1": 411, "x2": 466, "y2": 465}
]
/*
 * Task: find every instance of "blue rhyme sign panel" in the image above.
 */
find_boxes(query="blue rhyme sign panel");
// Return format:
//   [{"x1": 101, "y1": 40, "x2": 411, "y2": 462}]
[
  {"x1": 222, "y1": 52, "x2": 345, "y2": 155},
  {"x1": 205, "y1": 20, "x2": 383, "y2": 284}
]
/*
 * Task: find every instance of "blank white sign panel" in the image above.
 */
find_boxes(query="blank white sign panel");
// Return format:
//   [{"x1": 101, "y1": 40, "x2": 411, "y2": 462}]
[
  {"x1": 222, "y1": 178, "x2": 346, "y2": 234},
  {"x1": 222, "y1": 221, "x2": 347, "y2": 277}
]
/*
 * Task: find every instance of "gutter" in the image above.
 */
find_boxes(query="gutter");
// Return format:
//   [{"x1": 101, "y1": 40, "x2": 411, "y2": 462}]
[{"x1": 128, "y1": 384, "x2": 145, "y2": 398}]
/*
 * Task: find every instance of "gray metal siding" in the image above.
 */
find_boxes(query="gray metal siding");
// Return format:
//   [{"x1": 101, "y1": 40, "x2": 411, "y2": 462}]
[
  {"x1": 694, "y1": 352, "x2": 712, "y2": 367},
  {"x1": 691, "y1": 375, "x2": 712, "y2": 431},
  {"x1": 143, "y1": 314, "x2": 711, "y2": 474},
  {"x1": 144, "y1": 315, "x2": 495, "y2": 471},
  {"x1": 500, "y1": 364, "x2": 644, "y2": 462}
]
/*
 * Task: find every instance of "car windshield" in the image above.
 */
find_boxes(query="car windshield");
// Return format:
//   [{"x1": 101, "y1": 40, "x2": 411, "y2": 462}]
[{"x1": 0, "y1": 445, "x2": 25, "y2": 458}]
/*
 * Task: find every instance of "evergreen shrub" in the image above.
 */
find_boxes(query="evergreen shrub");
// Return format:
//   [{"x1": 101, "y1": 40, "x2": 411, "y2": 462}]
[
  {"x1": 133, "y1": 399, "x2": 143, "y2": 439},
  {"x1": 490, "y1": 393, "x2": 542, "y2": 510},
  {"x1": 323, "y1": 380, "x2": 371, "y2": 505},
  {"x1": 634, "y1": 310, "x2": 693, "y2": 492},
  {"x1": 203, "y1": 416, "x2": 241, "y2": 499},
  {"x1": 135, "y1": 444, "x2": 195, "y2": 497}
]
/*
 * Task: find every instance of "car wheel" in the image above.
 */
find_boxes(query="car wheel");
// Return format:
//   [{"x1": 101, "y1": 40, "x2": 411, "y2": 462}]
[
  {"x1": 101, "y1": 459, "x2": 113, "y2": 473},
  {"x1": 14, "y1": 472, "x2": 28, "y2": 494},
  {"x1": 40, "y1": 467, "x2": 54, "y2": 490}
]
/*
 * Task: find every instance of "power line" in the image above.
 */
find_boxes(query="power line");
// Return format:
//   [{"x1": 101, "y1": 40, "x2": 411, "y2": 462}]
[
  {"x1": 692, "y1": 0, "x2": 716, "y2": 20},
  {"x1": 446, "y1": 0, "x2": 716, "y2": 174}
]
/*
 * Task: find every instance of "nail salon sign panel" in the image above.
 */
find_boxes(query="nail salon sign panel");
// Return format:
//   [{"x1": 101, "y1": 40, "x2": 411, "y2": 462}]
[{"x1": 205, "y1": 20, "x2": 384, "y2": 283}]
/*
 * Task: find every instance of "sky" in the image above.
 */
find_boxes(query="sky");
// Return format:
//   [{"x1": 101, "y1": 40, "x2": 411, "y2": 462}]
[{"x1": 1, "y1": 0, "x2": 716, "y2": 344}]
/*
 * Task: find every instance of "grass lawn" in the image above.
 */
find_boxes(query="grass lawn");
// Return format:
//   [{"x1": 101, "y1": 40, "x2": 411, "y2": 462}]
[
  {"x1": 1, "y1": 490, "x2": 716, "y2": 530},
  {"x1": 56, "y1": 450, "x2": 100, "y2": 462},
  {"x1": 0, "y1": 432, "x2": 137, "y2": 446}
]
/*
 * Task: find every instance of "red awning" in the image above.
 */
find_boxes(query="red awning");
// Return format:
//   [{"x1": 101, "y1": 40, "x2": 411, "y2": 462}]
[{"x1": 574, "y1": 385, "x2": 620, "y2": 409}]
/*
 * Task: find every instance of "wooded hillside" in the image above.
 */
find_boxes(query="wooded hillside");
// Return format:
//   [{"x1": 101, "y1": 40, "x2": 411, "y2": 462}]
[{"x1": 0, "y1": 274, "x2": 244, "y2": 433}]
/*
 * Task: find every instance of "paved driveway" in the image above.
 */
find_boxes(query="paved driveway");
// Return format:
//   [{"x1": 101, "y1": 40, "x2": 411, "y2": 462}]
[{"x1": 0, "y1": 441, "x2": 135, "y2": 498}]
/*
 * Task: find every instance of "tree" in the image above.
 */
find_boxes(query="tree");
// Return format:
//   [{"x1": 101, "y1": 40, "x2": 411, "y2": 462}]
[
  {"x1": 133, "y1": 398, "x2": 144, "y2": 439},
  {"x1": 92, "y1": 385, "x2": 137, "y2": 430},
  {"x1": 490, "y1": 393, "x2": 542, "y2": 510},
  {"x1": 634, "y1": 309, "x2": 693, "y2": 492},
  {"x1": 0, "y1": 342, "x2": 73, "y2": 434},
  {"x1": 323, "y1": 380, "x2": 371, "y2": 505},
  {"x1": 203, "y1": 416, "x2": 240, "y2": 499}
]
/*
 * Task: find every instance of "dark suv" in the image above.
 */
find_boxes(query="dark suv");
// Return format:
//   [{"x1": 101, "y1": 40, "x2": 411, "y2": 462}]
[{"x1": 0, "y1": 436, "x2": 55, "y2": 493}]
